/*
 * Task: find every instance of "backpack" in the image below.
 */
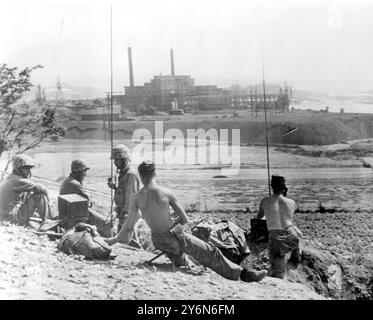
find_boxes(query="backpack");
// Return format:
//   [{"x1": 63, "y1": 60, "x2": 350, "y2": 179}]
[
  {"x1": 57, "y1": 223, "x2": 112, "y2": 260},
  {"x1": 191, "y1": 220, "x2": 250, "y2": 264}
]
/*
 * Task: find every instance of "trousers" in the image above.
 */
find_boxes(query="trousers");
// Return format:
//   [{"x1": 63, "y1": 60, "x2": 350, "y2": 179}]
[
  {"x1": 268, "y1": 226, "x2": 301, "y2": 279},
  {"x1": 116, "y1": 208, "x2": 128, "y2": 232},
  {"x1": 152, "y1": 230, "x2": 243, "y2": 280},
  {"x1": 9, "y1": 192, "x2": 56, "y2": 225}
]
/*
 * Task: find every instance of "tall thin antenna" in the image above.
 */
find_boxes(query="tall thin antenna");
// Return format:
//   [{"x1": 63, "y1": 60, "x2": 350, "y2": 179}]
[
  {"x1": 110, "y1": 5, "x2": 114, "y2": 229},
  {"x1": 262, "y1": 59, "x2": 271, "y2": 196}
]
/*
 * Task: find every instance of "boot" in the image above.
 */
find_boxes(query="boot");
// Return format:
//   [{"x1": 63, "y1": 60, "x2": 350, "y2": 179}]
[
  {"x1": 240, "y1": 268, "x2": 267, "y2": 282},
  {"x1": 288, "y1": 247, "x2": 302, "y2": 268}
]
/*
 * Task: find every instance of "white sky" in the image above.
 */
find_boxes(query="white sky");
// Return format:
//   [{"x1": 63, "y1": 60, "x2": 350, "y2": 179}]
[{"x1": 2, "y1": 0, "x2": 373, "y2": 92}]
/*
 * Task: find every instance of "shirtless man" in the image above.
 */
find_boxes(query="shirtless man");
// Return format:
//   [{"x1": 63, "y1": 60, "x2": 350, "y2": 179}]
[
  {"x1": 256, "y1": 175, "x2": 302, "y2": 279},
  {"x1": 106, "y1": 161, "x2": 266, "y2": 283}
]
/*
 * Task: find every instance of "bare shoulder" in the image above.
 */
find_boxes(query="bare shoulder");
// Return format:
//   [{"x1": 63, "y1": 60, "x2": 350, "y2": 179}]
[
  {"x1": 260, "y1": 196, "x2": 271, "y2": 206},
  {"x1": 285, "y1": 196, "x2": 296, "y2": 205},
  {"x1": 135, "y1": 188, "x2": 145, "y2": 201},
  {"x1": 157, "y1": 185, "x2": 176, "y2": 200},
  {"x1": 282, "y1": 196, "x2": 296, "y2": 209},
  {"x1": 289, "y1": 198, "x2": 297, "y2": 210}
]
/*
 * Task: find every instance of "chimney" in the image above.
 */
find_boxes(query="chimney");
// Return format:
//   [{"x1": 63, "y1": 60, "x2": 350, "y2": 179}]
[
  {"x1": 170, "y1": 48, "x2": 175, "y2": 76},
  {"x1": 128, "y1": 47, "x2": 134, "y2": 87}
]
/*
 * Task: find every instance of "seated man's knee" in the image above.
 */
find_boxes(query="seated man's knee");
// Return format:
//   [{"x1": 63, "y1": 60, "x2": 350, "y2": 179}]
[{"x1": 29, "y1": 192, "x2": 48, "y2": 204}]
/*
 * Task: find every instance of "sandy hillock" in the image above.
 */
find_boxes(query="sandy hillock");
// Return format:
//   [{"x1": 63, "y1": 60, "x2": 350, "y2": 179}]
[{"x1": 0, "y1": 223, "x2": 324, "y2": 300}]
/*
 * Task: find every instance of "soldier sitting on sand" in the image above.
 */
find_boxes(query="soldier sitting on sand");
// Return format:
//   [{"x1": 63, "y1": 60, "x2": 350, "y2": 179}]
[
  {"x1": 105, "y1": 160, "x2": 267, "y2": 283},
  {"x1": 256, "y1": 175, "x2": 302, "y2": 279},
  {"x1": 59, "y1": 159, "x2": 113, "y2": 237},
  {"x1": 0, "y1": 154, "x2": 57, "y2": 226}
]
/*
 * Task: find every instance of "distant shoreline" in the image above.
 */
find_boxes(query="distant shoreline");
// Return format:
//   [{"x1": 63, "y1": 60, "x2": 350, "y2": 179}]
[{"x1": 61, "y1": 111, "x2": 373, "y2": 146}]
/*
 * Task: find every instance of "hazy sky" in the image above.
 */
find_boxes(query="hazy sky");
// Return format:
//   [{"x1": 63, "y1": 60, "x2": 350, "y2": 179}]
[{"x1": 3, "y1": 0, "x2": 373, "y2": 93}]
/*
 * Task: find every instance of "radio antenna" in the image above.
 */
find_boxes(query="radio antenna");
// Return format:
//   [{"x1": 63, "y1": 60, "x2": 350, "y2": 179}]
[
  {"x1": 262, "y1": 53, "x2": 271, "y2": 196},
  {"x1": 109, "y1": 5, "x2": 114, "y2": 233}
]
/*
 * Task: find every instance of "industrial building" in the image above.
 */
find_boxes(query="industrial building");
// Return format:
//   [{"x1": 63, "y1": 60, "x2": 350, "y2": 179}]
[
  {"x1": 116, "y1": 47, "x2": 291, "y2": 113},
  {"x1": 118, "y1": 47, "x2": 231, "y2": 112}
]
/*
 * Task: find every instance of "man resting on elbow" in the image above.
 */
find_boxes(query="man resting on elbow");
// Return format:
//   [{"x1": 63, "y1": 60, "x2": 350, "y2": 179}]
[{"x1": 106, "y1": 161, "x2": 266, "y2": 283}]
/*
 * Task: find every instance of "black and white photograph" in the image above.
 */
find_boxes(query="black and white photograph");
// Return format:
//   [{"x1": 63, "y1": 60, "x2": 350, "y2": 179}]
[{"x1": 0, "y1": 0, "x2": 372, "y2": 302}]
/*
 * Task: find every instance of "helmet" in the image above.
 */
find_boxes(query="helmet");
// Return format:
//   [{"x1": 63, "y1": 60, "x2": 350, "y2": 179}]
[
  {"x1": 13, "y1": 154, "x2": 35, "y2": 170},
  {"x1": 71, "y1": 159, "x2": 90, "y2": 172},
  {"x1": 111, "y1": 144, "x2": 131, "y2": 160}
]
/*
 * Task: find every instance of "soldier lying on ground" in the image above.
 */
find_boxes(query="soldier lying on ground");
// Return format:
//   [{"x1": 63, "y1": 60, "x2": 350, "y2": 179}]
[
  {"x1": 256, "y1": 175, "x2": 302, "y2": 279},
  {"x1": 105, "y1": 160, "x2": 266, "y2": 283},
  {"x1": 59, "y1": 159, "x2": 113, "y2": 237},
  {"x1": 0, "y1": 154, "x2": 57, "y2": 226}
]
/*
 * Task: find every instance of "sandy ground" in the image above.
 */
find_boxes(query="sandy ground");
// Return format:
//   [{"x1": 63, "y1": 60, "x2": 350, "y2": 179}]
[{"x1": 0, "y1": 223, "x2": 324, "y2": 300}]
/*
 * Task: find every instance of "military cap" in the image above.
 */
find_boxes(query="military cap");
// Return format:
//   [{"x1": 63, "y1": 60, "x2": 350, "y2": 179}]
[
  {"x1": 111, "y1": 144, "x2": 131, "y2": 160},
  {"x1": 271, "y1": 175, "x2": 285, "y2": 182},
  {"x1": 12, "y1": 154, "x2": 35, "y2": 170},
  {"x1": 71, "y1": 159, "x2": 90, "y2": 172},
  {"x1": 271, "y1": 174, "x2": 286, "y2": 191}
]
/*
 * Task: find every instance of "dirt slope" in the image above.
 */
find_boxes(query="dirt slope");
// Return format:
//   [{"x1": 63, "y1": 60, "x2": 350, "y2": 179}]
[{"x1": 0, "y1": 223, "x2": 324, "y2": 300}]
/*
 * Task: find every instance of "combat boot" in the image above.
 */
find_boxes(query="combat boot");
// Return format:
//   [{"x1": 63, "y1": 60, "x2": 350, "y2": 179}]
[{"x1": 240, "y1": 268, "x2": 267, "y2": 282}]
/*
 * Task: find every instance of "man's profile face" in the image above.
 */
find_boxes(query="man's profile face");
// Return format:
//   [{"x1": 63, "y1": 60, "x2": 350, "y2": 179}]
[
  {"x1": 81, "y1": 169, "x2": 88, "y2": 180},
  {"x1": 19, "y1": 167, "x2": 32, "y2": 178},
  {"x1": 114, "y1": 157, "x2": 128, "y2": 169},
  {"x1": 74, "y1": 169, "x2": 88, "y2": 183}
]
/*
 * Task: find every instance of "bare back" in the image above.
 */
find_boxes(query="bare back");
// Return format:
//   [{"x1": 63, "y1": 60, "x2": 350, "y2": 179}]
[
  {"x1": 135, "y1": 185, "x2": 176, "y2": 233},
  {"x1": 260, "y1": 195, "x2": 296, "y2": 230}
]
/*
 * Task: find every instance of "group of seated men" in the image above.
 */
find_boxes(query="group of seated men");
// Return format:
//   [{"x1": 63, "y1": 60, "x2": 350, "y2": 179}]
[{"x1": 0, "y1": 144, "x2": 302, "y2": 282}]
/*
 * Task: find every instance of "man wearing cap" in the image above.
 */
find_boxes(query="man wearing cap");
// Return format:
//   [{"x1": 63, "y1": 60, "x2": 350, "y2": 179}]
[
  {"x1": 0, "y1": 154, "x2": 55, "y2": 225},
  {"x1": 60, "y1": 159, "x2": 91, "y2": 200},
  {"x1": 107, "y1": 144, "x2": 141, "y2": 233},
  {"x1": 256, "y1": 175, "x2": 302, "y2": 279},
  {"x1": 59, "y1": 159, "x2": 112, "y2": 237}
]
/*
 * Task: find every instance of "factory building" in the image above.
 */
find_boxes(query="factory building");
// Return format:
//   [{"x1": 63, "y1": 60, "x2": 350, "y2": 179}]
[
  {"x1": 120, "y1": 47, "x2": 230, "y2": 112},
  {"x1": 123, "y1": 85, "x2": 149, "y2": 110},
  {"x1": 148, "y1": 75, "x2": 195, "y2": 111},
  {"x1": 118, "y1": 47, "x2": 290, "y2": 113},
  {"x1": 195, "y1": 85, "x2": 230, "y2": 110}
]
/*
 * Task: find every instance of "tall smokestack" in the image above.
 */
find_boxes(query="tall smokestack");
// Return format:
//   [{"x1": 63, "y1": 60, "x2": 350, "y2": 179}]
[
  {"x1": 128, "y1": 47, "x2": 134, "y2": 87},
  {"x1": 170, "y1": 48, "x2": 175, "y2": 76}
]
